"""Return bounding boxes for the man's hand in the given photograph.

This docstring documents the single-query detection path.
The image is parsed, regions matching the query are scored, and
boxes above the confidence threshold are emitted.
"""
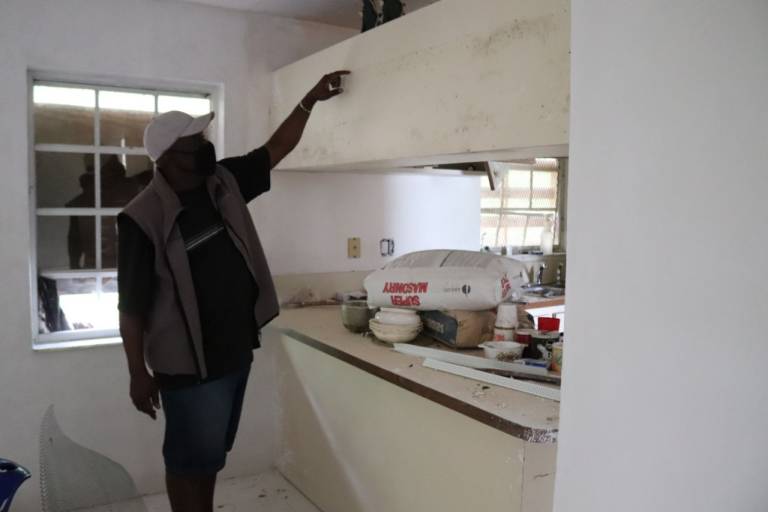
[130,370,160,420]
[266,70,351,167]
[304,70,351,105]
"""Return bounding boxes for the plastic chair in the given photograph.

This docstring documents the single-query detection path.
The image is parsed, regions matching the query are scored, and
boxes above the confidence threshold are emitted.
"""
[40,406,147,512]
[0,458,31,512]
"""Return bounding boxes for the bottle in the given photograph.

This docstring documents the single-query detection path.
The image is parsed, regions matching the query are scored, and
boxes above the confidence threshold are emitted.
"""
[540,215,555,255]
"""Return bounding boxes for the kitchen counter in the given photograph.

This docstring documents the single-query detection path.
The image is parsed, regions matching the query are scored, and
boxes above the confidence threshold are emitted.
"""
[272,306,559,443]
[521,295,566,309]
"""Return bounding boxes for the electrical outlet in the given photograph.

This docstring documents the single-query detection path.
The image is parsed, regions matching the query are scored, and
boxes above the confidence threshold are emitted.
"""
[348,237,361,259]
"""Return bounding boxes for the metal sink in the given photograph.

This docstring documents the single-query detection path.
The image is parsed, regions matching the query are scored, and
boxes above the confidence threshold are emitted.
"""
[522,284,565,298]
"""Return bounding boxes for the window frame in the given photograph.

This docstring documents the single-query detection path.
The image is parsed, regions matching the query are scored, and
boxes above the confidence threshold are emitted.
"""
[28,71,221,350]
[481,158,568,252]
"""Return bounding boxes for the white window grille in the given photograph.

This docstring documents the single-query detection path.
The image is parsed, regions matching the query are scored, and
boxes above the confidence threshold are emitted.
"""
[31,79,212,348]
[481,158,566,251]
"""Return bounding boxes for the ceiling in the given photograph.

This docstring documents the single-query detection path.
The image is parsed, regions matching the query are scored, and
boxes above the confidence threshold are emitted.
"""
[175,0,440,28]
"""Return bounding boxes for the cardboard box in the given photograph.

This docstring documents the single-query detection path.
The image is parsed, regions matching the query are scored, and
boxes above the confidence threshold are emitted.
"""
[420,310,497,348]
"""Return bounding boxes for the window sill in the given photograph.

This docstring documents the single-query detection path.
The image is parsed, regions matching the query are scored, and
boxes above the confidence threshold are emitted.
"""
[33,336,122,352]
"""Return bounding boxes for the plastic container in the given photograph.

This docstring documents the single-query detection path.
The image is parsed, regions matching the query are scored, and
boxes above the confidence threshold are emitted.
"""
[341,300,376,333]
[493,327,516,341]
[515,328,535,344]
[524,330,561,359]
[496,303,519,328]
[479,341,525,361]
[540,216,555,255]
[550,341,564,373]
[538,316,561,332]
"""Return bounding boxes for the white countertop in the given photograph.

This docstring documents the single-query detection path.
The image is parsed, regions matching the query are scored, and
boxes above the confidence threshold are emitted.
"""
[272,306,560,442]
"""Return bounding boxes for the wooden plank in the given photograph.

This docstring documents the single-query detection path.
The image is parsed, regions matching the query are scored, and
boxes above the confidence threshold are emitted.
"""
[423,359,561,402]
[393,343,560,382]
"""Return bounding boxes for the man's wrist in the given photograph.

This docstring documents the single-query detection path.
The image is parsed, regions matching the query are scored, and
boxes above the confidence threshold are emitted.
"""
[301,95,317,111]
[128,363,150,378]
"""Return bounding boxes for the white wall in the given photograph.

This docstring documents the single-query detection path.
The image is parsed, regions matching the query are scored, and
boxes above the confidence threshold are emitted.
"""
[0,1,353,510]
[254,172,481,275]
[0,1,481,509]
[555,2,768,511]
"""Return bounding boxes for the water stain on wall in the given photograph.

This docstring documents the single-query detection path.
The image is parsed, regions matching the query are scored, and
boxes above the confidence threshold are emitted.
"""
[474,14,557,55]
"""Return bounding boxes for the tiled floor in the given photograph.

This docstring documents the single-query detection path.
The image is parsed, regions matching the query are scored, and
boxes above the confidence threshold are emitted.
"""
[142,470,320,512]
[80,470,321,512]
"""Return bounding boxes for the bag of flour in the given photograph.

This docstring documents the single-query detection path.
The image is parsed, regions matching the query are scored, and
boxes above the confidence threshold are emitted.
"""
[364,250,529,311]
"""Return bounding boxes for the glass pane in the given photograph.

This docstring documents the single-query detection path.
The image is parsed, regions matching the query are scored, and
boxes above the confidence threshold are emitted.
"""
[36,152,95,208]
[522,215,547,246]
[34,86,95,145]
[102,274,118,294]
[531,171,559,209]
[158,95,210,116]
[126,155,154,192]
[38,216,95,270]
[481,213,554,248]
[99,90,154,112]
[99,90,155,147]
[503,170,533,209]
[101,216,119,269]
[37,276,118,333]
[481,193,502,209]
[100,155,146,207]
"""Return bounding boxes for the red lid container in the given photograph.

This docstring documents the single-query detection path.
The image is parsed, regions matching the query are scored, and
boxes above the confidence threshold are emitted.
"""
[538,317,561,332]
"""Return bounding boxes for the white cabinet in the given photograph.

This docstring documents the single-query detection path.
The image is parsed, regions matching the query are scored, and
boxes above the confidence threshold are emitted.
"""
[270,0,570,172]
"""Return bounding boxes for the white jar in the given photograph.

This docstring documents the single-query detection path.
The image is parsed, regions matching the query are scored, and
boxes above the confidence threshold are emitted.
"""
[493,327,516,341]
[496,303,519,328]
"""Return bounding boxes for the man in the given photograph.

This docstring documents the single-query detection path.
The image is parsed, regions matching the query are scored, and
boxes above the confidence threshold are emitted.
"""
[361,0,404,32]
[117,70,349,512]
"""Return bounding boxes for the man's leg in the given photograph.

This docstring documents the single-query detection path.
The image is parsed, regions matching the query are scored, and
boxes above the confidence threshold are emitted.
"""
[362,0,378,32]
[382,0,404,23]
[159,370,248,512]
[166,472,216,512]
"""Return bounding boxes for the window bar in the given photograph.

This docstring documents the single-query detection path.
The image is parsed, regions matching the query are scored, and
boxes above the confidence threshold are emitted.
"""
[522,215,530,246]
[120,138,128,168]
[34,144,147,155]
[494,169,505,247]
[37,207,122,217]
[153,94,159,175]
[528,169,534,209]
[520,171,533,245]
[94,89,103,297]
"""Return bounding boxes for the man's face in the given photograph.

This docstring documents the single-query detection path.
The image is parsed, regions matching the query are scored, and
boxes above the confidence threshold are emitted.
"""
[161,133,207,174]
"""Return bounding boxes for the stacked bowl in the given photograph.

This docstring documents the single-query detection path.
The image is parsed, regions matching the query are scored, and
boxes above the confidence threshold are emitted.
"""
[369,308,422,343]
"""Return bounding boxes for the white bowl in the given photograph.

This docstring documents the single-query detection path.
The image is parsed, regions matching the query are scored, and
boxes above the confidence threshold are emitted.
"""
[375,311,422,326]
[369,319,422,334]
[369,319,421,343]
[379,307,419,316]
[479,341,525,361]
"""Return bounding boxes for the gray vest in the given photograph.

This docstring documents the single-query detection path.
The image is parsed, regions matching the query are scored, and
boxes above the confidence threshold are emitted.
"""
[120,165,280,379]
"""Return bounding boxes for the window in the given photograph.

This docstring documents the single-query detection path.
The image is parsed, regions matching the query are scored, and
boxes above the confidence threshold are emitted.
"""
[481,159,566,250]
[32,80,212,348]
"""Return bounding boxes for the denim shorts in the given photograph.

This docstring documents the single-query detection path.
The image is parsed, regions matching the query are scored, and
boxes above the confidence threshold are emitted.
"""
[160,366,250,476]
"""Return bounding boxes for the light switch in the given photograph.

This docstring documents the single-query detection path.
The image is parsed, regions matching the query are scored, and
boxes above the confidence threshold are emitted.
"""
[348,237,361,259]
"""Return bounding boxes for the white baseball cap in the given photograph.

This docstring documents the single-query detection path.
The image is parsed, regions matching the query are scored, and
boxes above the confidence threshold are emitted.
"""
[143,110,215,161]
